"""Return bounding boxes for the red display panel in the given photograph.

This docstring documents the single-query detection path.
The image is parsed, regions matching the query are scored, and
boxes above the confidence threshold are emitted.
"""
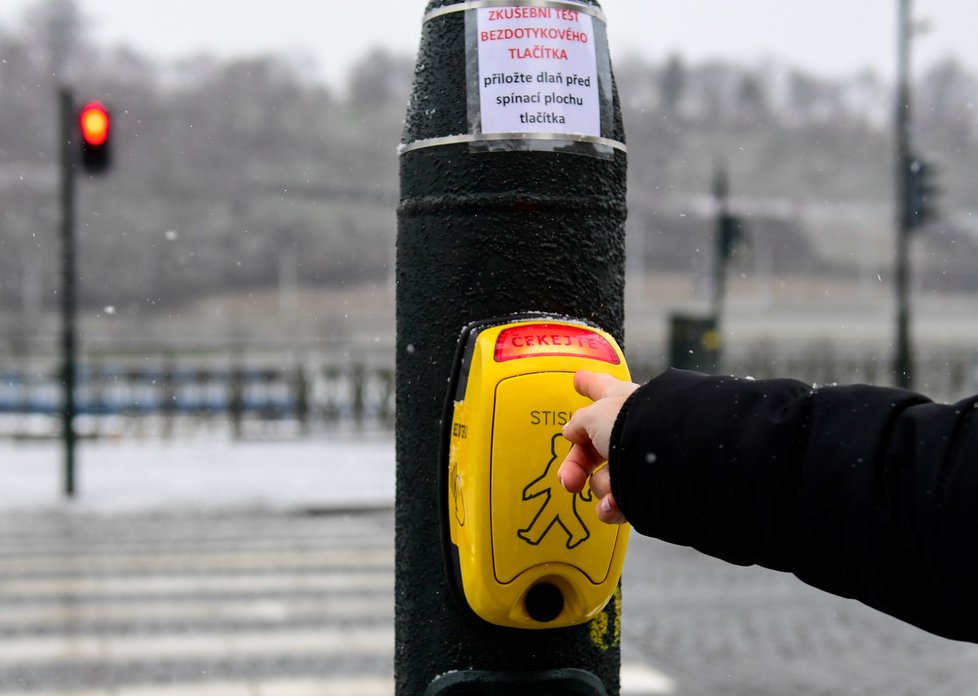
[494,324,620,364]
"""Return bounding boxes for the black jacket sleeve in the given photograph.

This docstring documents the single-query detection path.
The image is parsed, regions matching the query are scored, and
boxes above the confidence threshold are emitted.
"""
[608,368,978,642]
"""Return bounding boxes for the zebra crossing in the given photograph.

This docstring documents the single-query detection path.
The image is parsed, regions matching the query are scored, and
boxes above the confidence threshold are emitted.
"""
[0,508,671,696]
[0,509,396,695]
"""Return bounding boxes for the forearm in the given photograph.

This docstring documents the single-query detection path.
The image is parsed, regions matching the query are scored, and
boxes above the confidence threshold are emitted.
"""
[608,368,978,640]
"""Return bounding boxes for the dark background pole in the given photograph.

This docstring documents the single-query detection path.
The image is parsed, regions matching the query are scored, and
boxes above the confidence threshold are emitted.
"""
[395,1,627,693]
[894,0,914,389]
[59,86,78,498]
[711,162,730,329]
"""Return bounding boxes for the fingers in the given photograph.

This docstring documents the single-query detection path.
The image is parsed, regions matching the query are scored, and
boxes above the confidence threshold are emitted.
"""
[597,493,627,525]
[559,370,639,525]
[589,465,611,499]
[590,468,624,523]
[562,397,622,465]
[560,460,625,525]
[558,442,602,494]
[573,370,637,402]
[560,371,638,491]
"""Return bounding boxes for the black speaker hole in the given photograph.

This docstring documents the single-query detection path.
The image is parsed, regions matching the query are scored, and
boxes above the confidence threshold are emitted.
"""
[525,582,565,623]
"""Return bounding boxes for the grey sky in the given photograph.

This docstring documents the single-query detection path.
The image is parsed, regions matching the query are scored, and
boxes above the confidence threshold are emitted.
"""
[1,1,975,90]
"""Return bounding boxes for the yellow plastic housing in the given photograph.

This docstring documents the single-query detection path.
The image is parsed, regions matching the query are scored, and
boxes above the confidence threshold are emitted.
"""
[446,318,631,629]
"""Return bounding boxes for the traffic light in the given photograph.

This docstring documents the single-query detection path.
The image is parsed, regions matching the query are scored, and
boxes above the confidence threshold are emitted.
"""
[718,212,747,259]
[78,101,111,174]
[907,156,938,230]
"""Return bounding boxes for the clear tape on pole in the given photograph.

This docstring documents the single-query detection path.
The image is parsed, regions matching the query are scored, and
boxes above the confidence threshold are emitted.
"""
[423,0,607,24]
[397,132,626,156]
[400,1,625,160]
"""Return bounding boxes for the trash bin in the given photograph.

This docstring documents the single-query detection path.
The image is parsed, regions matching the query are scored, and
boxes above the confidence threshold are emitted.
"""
[669,314,721,373]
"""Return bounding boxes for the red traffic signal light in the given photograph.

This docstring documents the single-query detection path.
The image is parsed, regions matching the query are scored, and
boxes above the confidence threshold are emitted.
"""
[79,102,109,145]
[78,101,111,174]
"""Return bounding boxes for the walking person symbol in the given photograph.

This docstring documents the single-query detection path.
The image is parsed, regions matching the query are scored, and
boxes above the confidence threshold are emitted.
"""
[518,432,592,549]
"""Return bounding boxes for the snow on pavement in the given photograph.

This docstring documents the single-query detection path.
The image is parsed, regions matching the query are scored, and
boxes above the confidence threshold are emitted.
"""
[0,435,395,514]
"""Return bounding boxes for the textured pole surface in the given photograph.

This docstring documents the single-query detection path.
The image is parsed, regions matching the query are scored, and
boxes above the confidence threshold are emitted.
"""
[396,1,627,693]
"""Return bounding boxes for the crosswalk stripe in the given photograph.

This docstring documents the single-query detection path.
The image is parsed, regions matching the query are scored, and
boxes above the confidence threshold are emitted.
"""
[0,669,668,696]
[0,626,392,664]
[0,595,393,627]
[0,570,393,597]
[253,677,393,696]
[621,663,676,695]
[0,525,390,549]
[0,548,393,574]
[0,676,394,696]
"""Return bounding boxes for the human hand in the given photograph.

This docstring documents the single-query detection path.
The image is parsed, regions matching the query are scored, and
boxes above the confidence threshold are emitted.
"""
[559,370,638,524]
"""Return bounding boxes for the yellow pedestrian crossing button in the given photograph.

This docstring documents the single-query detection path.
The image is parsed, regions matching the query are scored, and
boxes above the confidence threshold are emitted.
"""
[441,315,630,628]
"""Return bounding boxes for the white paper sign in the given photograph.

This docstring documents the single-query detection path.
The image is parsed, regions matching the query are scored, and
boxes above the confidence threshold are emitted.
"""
[476,5,600,137]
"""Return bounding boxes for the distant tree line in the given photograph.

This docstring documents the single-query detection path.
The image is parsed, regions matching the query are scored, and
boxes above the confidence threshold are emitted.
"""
[1,0,976,318]
[617,52,978,205]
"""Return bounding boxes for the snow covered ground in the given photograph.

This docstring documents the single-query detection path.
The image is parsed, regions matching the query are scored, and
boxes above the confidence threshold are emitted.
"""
[0,434,395,514]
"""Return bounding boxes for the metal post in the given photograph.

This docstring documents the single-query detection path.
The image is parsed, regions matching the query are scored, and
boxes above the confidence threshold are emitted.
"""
[396,1,627,694]
[58,86,78,498]
[711,161,730,327]
[894,0,914,389]
[229,366,244,441]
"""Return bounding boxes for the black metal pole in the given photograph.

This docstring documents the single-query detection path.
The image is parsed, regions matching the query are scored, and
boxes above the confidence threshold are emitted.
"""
[58,86,78,497]
[396,1,627,694]
[894,0,914,389]
[711,161,729,327]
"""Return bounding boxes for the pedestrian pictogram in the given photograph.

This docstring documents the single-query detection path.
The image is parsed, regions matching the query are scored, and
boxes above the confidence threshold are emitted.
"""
[518,432,592,549]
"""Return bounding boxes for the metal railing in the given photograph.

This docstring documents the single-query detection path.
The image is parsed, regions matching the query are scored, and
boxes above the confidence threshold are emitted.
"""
[1,346,974,440]
[0,358,395,439]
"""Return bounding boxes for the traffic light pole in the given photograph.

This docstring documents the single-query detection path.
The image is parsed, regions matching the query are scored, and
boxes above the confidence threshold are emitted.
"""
[711,162,730,328]
[396,1,627,693]
[894,0,914,390]
[58,86,78,497]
